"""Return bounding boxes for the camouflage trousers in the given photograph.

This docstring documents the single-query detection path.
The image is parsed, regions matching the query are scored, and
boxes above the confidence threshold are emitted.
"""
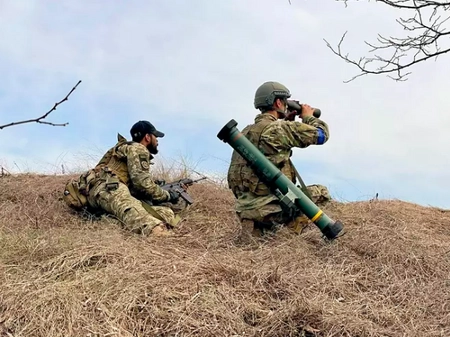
[238,184,331,237]
[149,198,188,215]
[87,180,177,235]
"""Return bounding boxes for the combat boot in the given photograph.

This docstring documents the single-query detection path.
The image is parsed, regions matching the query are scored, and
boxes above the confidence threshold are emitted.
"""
[133,222,173,236]
[235,219,262,245]
[150,223,174,236]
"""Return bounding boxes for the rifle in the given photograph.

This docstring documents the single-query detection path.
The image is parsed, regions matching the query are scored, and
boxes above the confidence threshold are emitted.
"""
[158,177,207,205]
[139,177,206,225]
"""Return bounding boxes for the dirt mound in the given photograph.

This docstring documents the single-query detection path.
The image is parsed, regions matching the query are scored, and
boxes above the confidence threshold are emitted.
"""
[0,174,449,337]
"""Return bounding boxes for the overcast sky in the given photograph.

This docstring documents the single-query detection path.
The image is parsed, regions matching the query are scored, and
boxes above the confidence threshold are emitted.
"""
[0,0,449,208]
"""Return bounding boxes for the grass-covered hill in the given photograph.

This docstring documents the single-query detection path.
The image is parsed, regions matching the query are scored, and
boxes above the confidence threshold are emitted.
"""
[0,173,449,337]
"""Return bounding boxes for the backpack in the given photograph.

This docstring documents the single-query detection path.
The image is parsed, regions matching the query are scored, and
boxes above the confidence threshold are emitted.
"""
[63,178,88,210]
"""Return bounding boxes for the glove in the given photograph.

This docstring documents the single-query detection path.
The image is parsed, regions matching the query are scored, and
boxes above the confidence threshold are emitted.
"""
[167,190,179,204]
[155,179,166,186]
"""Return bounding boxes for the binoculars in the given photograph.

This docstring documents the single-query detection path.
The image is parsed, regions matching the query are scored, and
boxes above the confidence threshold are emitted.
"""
[287,100,321,118]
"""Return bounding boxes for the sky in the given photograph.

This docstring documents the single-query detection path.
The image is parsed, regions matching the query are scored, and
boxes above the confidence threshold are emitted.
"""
[0,0,449,209]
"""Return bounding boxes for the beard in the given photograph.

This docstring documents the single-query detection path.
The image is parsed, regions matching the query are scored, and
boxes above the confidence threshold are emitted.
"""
[276,105,288,119]
[147,144,158,155]
[277,110,287,119]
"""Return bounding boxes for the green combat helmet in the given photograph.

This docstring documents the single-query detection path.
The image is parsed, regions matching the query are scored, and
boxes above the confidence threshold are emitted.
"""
[254,81,291,110]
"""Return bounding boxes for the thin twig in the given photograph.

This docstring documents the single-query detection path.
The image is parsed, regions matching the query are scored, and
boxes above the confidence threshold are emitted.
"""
[0,80,82,130]
[323,1,450,82]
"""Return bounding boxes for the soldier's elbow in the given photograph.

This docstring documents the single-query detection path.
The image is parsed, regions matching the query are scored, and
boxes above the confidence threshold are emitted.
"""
[316,128,328,145]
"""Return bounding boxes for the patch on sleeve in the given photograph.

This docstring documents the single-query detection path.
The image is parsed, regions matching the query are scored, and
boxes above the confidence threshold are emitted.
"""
[139,154,150,170]
[316,128,326,145]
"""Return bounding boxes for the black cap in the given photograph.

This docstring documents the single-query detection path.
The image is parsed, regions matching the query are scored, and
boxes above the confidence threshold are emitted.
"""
[130,120,165,140]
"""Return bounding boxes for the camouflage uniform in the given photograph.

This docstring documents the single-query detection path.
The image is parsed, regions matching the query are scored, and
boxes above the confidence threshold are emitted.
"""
[77,134,181,235]
[227,113,331,236]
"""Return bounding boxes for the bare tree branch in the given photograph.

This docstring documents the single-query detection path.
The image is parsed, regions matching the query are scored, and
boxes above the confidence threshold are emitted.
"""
[289,0,450,82]
[323,0,450,82]
[0,80,82,130]
[375,0,448,10]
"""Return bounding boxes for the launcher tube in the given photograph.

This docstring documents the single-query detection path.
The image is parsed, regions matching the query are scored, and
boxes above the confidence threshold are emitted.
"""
[217,119,343,240]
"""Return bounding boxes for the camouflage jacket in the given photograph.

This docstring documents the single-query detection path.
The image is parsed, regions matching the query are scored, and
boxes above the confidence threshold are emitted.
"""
[227,113,329,213]
[89,134,170,203]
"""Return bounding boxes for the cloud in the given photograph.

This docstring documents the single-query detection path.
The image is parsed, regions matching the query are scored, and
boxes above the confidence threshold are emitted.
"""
[0,0,448,207]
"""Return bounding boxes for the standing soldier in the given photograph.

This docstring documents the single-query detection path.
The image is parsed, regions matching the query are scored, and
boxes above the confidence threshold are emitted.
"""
[63,120,183,236]
[226,81,332,239]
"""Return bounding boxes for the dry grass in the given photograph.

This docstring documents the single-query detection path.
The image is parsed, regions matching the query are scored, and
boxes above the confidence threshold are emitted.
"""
[0,173,449,337]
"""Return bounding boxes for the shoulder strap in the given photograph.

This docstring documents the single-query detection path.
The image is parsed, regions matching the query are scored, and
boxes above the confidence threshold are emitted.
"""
[289,159,313,200]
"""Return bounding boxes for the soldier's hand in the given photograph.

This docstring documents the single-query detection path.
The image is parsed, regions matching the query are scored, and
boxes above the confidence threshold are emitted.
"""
[284,110,297,121]
[168,190,180,204]
[299,104,315,118]
[155,179,166,186]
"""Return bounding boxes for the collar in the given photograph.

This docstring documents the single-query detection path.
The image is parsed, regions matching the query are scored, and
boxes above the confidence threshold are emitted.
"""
[254,113,278,123]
